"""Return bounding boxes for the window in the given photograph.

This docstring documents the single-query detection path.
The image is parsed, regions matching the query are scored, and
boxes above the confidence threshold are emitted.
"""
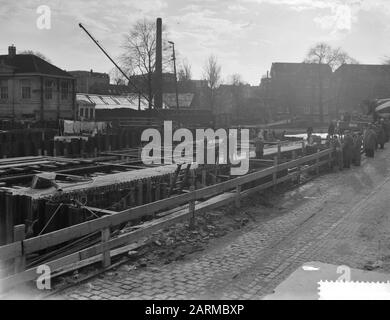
[0,80,8,100]
[80,108,84,117]
[61,81,69,100]
[21,80,31,99]
[89,108,94,119]
[45,80,53,99]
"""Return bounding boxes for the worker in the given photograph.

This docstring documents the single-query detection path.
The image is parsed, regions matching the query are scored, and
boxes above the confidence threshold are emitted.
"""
[254,131,264,159]
[271,130,277,141]
[375,122,386,149]
[328,122,335,136]
[342,130,354,169]
[263,130,269,142]
[332,135,343,171]
[307,126,313,137]
[363,125,377,158]
[384,118,390,142]
[380,118,389,144]
[352,132,363,166]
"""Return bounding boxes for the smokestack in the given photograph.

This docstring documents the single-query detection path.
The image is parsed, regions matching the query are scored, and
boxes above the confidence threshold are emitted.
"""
[155,17,163,109]
[8,45,16,58]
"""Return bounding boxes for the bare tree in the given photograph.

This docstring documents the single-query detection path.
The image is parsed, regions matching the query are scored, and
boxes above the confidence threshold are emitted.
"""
[19,50,51,63]
[109,67,128,85]
[304,43,358,122]
[304,43,358,71]
[178,59,192,82]
[203,55,222,109]
[229,73,245,86]
[120,19,171,109]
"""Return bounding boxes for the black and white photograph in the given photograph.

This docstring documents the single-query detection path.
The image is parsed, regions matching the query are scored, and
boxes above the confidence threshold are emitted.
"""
[1,0,390,305]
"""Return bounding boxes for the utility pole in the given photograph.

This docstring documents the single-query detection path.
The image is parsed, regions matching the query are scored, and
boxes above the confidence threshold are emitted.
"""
[168,41,179,110]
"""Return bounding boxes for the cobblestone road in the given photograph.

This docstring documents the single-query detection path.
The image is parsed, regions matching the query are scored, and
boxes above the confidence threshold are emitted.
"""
[59,147,390,300]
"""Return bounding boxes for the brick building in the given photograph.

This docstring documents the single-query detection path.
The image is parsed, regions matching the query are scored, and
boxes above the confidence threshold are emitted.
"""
[68,70,110,94]
[0,45,76,121]
[332,64,390,114]
[267,62,390,122]
[269,62,333,122]
[214,84,269,125]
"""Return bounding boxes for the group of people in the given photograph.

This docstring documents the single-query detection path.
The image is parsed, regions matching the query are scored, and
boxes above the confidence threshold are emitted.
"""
[327,131,362,169]
[327,118,390,170]
[252,118,390,165]
[361,119,390,157]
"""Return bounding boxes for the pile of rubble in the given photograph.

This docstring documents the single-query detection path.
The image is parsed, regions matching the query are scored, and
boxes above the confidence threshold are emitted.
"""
[130,192,278,269]
[52,182,298,293]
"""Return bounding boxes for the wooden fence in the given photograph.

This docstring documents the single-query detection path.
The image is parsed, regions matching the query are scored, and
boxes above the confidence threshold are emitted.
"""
[0,147,333,292]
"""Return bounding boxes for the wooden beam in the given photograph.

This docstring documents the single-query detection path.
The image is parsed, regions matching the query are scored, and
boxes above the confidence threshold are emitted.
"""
[13,225,25,273]
[1,149,333,259]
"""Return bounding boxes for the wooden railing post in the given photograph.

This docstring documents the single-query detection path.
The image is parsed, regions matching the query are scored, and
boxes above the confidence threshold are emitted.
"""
[155,179,161,201]
[316,149,320,175]
[188,185,195,229]
[5,193,13,244]
[137,180,143,205]
[297,163,301,185]
[291,150,297,183]
[13,224,26,274]
[273,156,278,191]
[201,168,207,186]
[146,178,152,203]
[301,140,305,156]
[235,184,241,209]
[277,143,281,159]
[101,227,111,268]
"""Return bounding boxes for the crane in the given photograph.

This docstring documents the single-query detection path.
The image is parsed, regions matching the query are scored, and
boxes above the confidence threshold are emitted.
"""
[78,23,154,108]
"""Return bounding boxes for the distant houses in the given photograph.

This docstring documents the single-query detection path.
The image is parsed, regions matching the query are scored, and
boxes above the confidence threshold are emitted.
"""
[332,64,390,115]
[269,62,333,122]
[0,45,76,121]
[267,62,390,123]
[3,43,390,126]
[68,70,110,94]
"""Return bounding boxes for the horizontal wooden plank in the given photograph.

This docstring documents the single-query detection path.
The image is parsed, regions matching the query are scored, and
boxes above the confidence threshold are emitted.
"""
[0,193,235,291]
[5,148,333,257]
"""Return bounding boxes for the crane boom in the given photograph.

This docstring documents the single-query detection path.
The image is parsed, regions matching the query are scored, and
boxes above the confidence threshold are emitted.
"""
[78,23,153,107]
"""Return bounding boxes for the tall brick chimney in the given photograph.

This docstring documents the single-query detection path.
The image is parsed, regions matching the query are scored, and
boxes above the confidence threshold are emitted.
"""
[8,45,16,58]
[155,18,163,109]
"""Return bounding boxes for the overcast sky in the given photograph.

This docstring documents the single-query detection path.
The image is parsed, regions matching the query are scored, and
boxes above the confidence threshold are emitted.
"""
[1,0,390,85]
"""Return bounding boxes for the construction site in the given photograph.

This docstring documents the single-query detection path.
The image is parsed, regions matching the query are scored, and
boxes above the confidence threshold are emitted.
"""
[3,5,390,302]
[0,16,335,297]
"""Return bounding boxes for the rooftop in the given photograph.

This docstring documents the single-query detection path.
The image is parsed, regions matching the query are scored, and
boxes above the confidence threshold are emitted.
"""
[0,46,73,78]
